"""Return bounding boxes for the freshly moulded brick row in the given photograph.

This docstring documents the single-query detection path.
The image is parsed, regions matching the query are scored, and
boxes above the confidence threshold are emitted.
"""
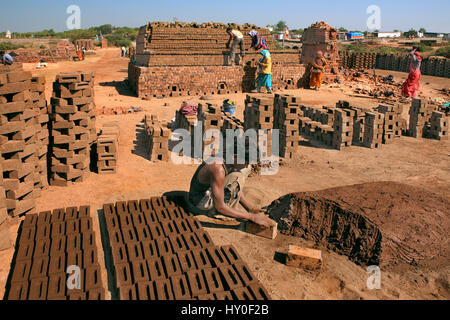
[195,293,215,300]
[85,265,102,291]
[131,211,147,228]
[37,210,51,225]
[232,261,258,287]
[50,208,66,223]
[22,213,38,229]
[119,213,134,229]
[103,203,117,220]
[65,207,79,220]
[161,254,182,277]
[232,286,255,300]
[170,274,191,300]
[119,285,138,300]
[167,233,190,252]
[30,256,50,280]
[10,260,32,283]
[247,282,271,300]
[47,272,67,300]
[16,241,35,261]
[155,208,172,222]
[184,216,202,232]
[115,262,133,287]
[131,259,150,283]
[176,250,198,272]
[152,279,175,300]
[7,281,29,300]
[220,245,243,265]
[87,288,106,300]
[65,219,81,235]
[28,277,48,300]
[205,246,229,268]
[18,226,36,244]
[33,238,50,258]
[141,240,159,261]
[67,250,83,270]
[136,281,156,300]
[167,206,189,220]
[82,231,97,250]
[51,221,66,238]
[218,265,243,290]
[127,200,140,214]
[149,223,165,240]
[68,292,87,300]
[143,208,159,226]
[66,233,82,252]
[147,257,167,281]
[195,229,214,248]
[181,232,203,251]
[115,201,129,215]
[112,244,129,265]
[126,241,145,261]
[35,223,51,240]
[121,226,138,243]
[186,269,208,297]
[161,220,181,236]
[48,253,66,275]
[109,228,124,248]
[78,206,90,219]
[202,267,225,294]
[83,247,99,268]
[105,213,120,231]
[191,249,213,269]
[173,219,193,235]
[135,224,152,242]
[50,236,67,255]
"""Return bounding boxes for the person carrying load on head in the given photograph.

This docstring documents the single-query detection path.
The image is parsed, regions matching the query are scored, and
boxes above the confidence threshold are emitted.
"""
[248,30,268,50]
[226,27,245,66]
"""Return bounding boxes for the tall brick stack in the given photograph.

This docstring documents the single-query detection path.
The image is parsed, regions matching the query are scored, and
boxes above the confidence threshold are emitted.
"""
[332,108,354,150]
[144,114,171,161]
[30,76,49,194]
[6,206,106,300]
[0,160,7,224]
[408,98,435,138]
[429,111,449,140]
[244,95,275,159]
[377,104,404,144]
[196,104,224,158]
[363,112,384,149]
[274,94,301,159]
[97,122,119,174]
[49,71,96,186]
[0,63,37,217]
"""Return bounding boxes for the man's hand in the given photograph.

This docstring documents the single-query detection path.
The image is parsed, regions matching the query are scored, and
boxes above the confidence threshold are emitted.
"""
[248,206,266,214]
[251,212,276,228]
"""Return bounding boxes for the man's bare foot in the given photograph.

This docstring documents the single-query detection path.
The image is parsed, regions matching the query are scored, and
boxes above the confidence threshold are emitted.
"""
[251,212,276,228]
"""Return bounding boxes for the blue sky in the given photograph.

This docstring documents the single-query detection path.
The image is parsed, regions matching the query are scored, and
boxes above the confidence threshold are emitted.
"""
[1,0,449,33]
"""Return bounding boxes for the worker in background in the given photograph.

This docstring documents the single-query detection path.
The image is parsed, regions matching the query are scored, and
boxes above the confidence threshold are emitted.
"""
[309,50,327,91]
[0,51,14,65]
[187,145,276,228]
[121,46,126,57]
[248,30,268,50]
[226,27,245,66]
[401,47,422,98]
[253,49,272,93]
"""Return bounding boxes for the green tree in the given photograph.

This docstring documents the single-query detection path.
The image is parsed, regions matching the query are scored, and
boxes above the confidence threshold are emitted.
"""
[275,21,287,32]
[419,28,426,34]
[98,24,113,35]
[338,27,348,32]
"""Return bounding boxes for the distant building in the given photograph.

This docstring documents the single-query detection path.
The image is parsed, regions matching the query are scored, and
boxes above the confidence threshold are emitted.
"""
[374,32,401,38]
[5,30,11,39]
[424,32,446,38]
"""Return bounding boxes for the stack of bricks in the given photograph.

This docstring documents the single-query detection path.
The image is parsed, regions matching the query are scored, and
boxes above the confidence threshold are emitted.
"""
[332,108,354,150]
[74,39,94,51]
[274,94,301,159]
[0,160,7,224]
[339,51,377,69]
[298,106,335,147]
[0,63,37,217]
[103,196,270,300]
[6,206,106,300]
[196,104,224,158]
[408,98,435,138]
[429,110,449,140]
[144,114,171,162]
[377,104,404,144]
[30,75,49,194]
[97,122,119,174]
[49,71,96,186]
[362,112,384,149]
[244,95,275,159]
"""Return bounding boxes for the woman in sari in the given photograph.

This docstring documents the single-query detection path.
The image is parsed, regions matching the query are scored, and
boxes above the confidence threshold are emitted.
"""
[253,49,272,93]
[401,47,422,98]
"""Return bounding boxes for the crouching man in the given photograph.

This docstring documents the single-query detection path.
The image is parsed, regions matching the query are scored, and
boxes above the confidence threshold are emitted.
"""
[186,147,276,228]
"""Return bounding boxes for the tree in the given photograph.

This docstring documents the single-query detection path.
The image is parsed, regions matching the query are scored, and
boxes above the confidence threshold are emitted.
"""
[405,29,418,38]
[338,27,348,32]
[98,24,113,35]
[291,29,304,35]
[419,28,426,33]
[275,21,287,32]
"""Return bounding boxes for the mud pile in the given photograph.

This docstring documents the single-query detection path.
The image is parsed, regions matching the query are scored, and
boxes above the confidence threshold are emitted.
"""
[267,182,450,269]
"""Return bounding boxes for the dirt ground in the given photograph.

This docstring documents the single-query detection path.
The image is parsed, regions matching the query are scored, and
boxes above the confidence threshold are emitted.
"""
[0,48,449,299]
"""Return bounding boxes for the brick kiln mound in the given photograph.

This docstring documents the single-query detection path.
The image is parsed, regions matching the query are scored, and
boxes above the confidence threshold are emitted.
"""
[267,182,450,269]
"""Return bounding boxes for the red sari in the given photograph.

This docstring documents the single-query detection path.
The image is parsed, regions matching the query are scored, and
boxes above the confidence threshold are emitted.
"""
[401,53,422,98]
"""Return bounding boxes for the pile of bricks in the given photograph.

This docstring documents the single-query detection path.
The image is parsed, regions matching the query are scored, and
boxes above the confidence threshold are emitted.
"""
[103,197,270,300]
[0,160,7,224]
[332,108,354,150]
[429,110,449,140]
[339,51,378,69]
[6,206,105,300]
[363,112,384,149]
[298,106,335,147]
[376,104,404,144]
[30,75,49,194]
[97,122,119,174]
[0,63,37,217]
[244,95,275,159]
[376,54,450,78]
[196,104,224,158]
[274,94,301,159]
[49,71,96,186]
[144,114,171,161]
[408,98,435,138]
[74,39,95,51]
